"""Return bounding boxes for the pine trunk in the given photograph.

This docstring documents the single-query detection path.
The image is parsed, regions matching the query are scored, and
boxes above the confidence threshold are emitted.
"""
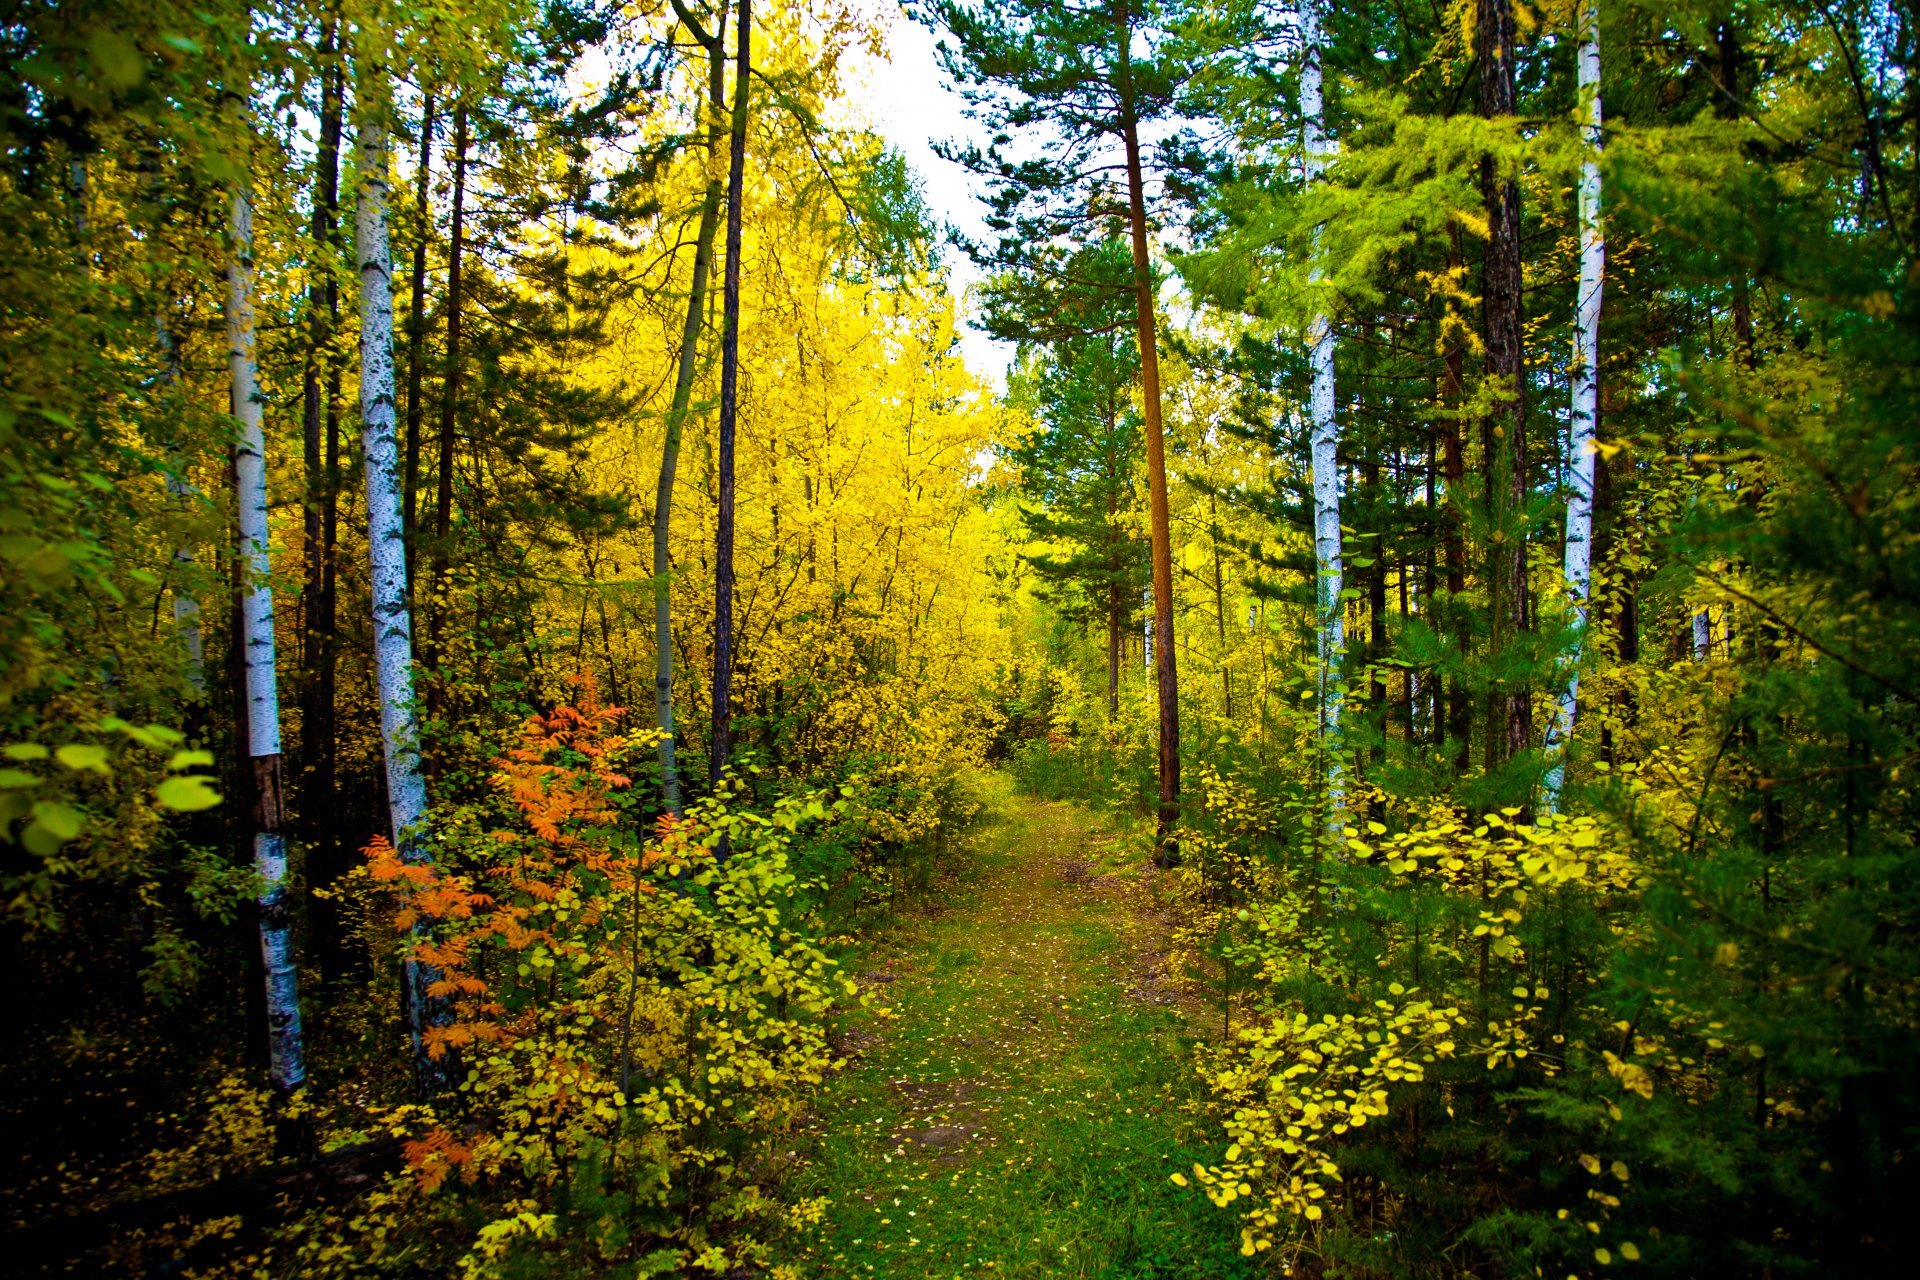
[300,22,344,971]
[710,0,750,791]
[403,91,436,590]
[1118,26,1180,861]
[427,106,468,736]
[1478,0,1531,772]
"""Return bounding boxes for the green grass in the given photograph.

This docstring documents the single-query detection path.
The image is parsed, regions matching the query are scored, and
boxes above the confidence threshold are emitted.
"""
[771,775,1259,1279]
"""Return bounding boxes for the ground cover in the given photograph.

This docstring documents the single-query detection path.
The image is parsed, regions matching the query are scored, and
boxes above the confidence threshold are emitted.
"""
[773,776,1256,1278]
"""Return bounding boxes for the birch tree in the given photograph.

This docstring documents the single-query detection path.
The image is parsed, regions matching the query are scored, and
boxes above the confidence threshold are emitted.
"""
[1301,0,1344,820]
[229,172,305,1099]
[355,63,445,1094]
[1544,0,1603,811]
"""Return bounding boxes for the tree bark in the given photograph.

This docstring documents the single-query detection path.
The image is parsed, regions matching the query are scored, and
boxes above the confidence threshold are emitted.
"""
[426,105,468,737]
[659,0,730,814]
[710,0,750,790]
[354,73,446,1097]
[1118,20,1180,861]
[403,90,436,592]
[300,18,344,972]
[229,176,306,1103]
[1442,227,1470,773]
[1300,0,1343,827]
[1544,0,1604,813]
[1478,0,1531,770]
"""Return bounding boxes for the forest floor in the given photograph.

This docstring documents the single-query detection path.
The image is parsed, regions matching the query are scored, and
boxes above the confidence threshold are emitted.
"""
[770,775,1261,1279]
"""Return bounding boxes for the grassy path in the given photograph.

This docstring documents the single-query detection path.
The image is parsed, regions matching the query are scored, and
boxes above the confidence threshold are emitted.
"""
[774,777,1257,1279]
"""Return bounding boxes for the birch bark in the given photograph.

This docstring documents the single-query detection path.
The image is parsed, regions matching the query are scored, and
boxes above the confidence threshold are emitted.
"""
[1301,0,1344,818]
[1544,2,1604,812]
[229,180,305,1095]
[355,83,442,1092]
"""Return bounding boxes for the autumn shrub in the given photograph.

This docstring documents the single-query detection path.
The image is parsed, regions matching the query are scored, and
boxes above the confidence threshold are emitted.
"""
[273,680,858,1277]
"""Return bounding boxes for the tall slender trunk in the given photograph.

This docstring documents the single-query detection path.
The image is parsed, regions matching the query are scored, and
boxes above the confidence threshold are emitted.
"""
[1209,492,1231,718]
[427,106,468,737]
[1479,0,1531,772]
[159,312,204,694]
[300,20,344,971]
[355,74,444,1097]
[1301,0,1343,823]
[1442,229,1470,773]
[403,91,436,591]
[710,0,750,790]
[1544,1,1604,813]
[1107,579,1121,717]
[659,0,730,814]
[229,177,306,1104]
[1118,21,1180,860]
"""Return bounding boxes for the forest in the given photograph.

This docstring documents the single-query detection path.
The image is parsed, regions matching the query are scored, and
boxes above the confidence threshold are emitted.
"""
[2,0,1916,1276]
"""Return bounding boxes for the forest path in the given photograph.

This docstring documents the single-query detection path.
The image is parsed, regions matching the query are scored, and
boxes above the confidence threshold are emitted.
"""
[773,776,1258,1279]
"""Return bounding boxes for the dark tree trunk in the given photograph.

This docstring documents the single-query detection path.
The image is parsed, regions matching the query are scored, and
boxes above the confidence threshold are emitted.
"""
[711,0,750,790]
[1478,0,1531,769]
[1118,21,1180,861]
[427,106,468,740]
[658,0,731,814]
[299,19,346,978]
[1442,229,1471,774]
[403,91,436,594]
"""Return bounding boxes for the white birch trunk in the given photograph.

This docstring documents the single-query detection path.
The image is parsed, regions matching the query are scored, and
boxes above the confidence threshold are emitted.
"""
[1143,584,1154,673]
[1301,0,1344,818]
[1694,609,1712,660]
[355,91,441,1089]
[230,181,306,1094]
[1544,2,1604,812]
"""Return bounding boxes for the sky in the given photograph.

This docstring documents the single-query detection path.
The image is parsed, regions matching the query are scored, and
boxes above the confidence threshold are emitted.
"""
[843,4,1018,389]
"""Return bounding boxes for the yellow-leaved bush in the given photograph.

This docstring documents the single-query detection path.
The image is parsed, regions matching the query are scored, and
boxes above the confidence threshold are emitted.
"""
[285,680,861,1277]
[1175,769,1656,1262]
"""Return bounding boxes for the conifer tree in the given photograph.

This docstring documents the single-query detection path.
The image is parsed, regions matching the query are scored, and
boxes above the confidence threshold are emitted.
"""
[930,0,1189,853]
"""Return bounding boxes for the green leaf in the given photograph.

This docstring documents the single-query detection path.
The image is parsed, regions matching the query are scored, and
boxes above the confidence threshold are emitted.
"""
[4,744,49,762]
[30,801,84,841]
[156,775,222,811]
[87,32,144,89]
[166,750,215,770]
[55,744,111,774]
[0,769,41,789]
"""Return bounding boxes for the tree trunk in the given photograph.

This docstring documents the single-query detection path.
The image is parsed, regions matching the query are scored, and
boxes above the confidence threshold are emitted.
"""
[158,308,203,694]
[710,0,750,791]
[229,177,306,1104]
[1442,229,1470,773]
[1209,492,1232,718]
[300,19,344,973]
[1300,0,1343,826]
[1478,0,1531,771]
[426,106,468,738]
[354,77,445,1098]
[1544,0,1604,813]
[659,0,730,814]
[1118,26,1180,861]
[403,90,436,592]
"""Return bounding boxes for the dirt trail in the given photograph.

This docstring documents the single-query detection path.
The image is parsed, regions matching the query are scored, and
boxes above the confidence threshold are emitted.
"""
[773,779,1257,1279]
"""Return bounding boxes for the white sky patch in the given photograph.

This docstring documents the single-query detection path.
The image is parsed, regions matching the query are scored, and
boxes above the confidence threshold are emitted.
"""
[844,3,1016,391]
